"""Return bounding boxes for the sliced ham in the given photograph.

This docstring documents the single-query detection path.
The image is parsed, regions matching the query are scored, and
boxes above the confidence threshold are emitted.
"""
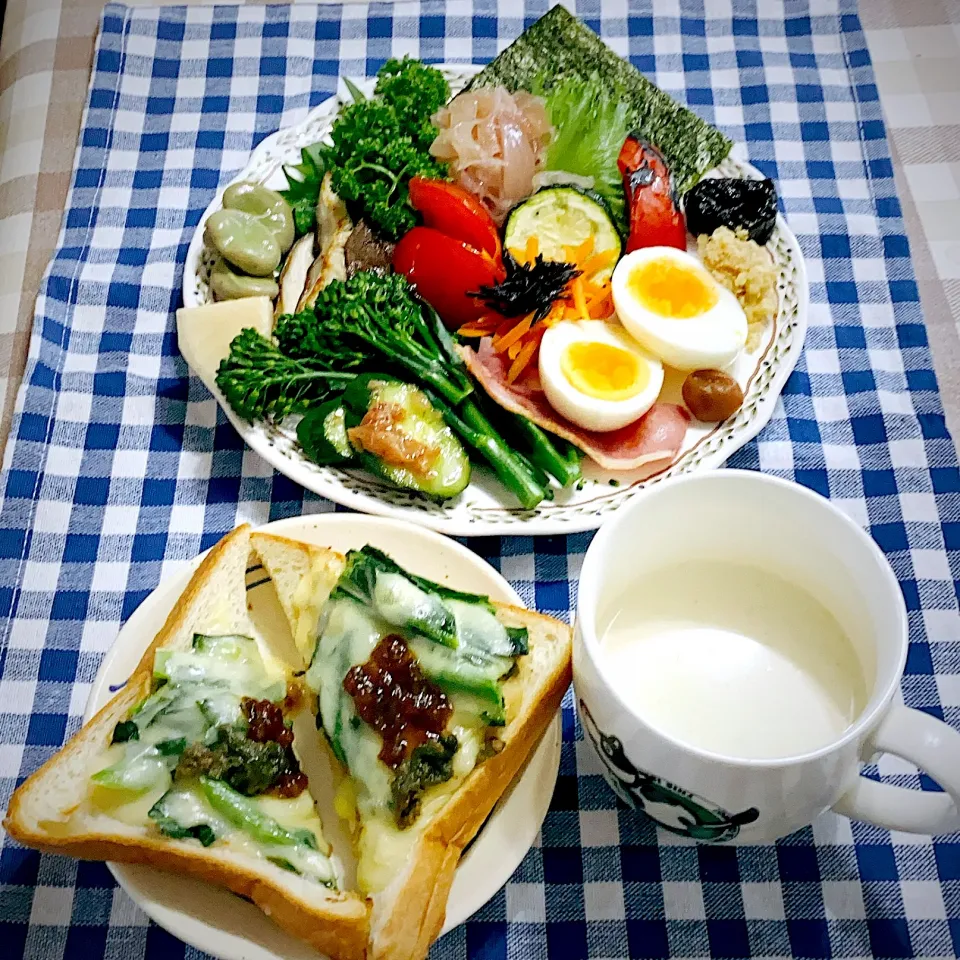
[460,341,690,472]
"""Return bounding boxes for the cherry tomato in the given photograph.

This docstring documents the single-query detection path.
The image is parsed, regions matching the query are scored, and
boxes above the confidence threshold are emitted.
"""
[617,135,687,252]
[394,227,504,329]
[408,177,502,262]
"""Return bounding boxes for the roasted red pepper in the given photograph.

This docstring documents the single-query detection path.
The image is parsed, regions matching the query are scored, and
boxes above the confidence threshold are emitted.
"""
[617,135,687,252]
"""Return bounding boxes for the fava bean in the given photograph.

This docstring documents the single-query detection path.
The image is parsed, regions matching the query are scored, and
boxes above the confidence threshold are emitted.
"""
[205,209,281,277]
[210,257,279,301]
[223,181,295,253]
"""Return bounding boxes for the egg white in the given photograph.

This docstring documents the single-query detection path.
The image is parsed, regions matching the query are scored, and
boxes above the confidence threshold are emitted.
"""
[612,246,747,371]
[539,320,664,432]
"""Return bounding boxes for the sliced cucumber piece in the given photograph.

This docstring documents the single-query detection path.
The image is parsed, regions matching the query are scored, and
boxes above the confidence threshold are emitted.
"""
[447,599,528,657]
[343,377,470,501]
[154,644,280,701]
[408,636,510,708]
[372,571,457,649]
[92,743,175,795]
[297,400,354,466]
[192,634,259,657]
[504,186,621,282]
[149,784,226,847]
[200,777,319,850]
[449,688,506,728]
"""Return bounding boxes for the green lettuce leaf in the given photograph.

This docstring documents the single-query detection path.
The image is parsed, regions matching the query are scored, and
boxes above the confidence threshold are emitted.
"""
[537,73,631,231]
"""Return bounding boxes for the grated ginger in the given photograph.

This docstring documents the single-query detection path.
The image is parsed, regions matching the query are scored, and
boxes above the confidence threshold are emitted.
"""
[697,226,778,350]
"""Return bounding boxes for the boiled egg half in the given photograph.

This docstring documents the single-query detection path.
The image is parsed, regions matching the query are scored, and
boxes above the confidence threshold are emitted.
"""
[612,247,747,371]
[539,320,664,432]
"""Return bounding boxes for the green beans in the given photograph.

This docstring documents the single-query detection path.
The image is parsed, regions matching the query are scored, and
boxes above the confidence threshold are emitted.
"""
[205,209,281,278]
[210,258,279,301]
[223,182,295,254]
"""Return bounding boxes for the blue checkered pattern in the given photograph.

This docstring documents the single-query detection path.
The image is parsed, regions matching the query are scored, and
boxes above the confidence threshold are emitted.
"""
[1,2,958,958]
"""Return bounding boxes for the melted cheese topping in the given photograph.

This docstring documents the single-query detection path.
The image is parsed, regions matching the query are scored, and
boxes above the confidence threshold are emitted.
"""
[80,627,336,886]
[293,558,339,663]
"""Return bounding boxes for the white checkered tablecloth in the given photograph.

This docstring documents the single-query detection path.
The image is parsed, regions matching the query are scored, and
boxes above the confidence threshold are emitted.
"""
[0,3,958,959]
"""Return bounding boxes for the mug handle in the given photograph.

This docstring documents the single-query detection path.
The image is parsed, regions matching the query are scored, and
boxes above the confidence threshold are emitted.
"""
[832,704,960,834]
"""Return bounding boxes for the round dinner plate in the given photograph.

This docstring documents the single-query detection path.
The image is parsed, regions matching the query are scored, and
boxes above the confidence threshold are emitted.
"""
[183,65,808,536]
[85,514,562,960]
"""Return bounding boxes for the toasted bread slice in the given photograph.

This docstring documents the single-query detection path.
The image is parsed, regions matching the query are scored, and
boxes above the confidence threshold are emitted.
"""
[251,531,346,665]
[4,525,369,960]
[252,532,573,960]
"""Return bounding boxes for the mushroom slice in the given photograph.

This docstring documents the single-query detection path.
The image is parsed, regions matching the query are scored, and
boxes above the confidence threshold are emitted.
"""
[275,233,316,320]
[298,173,353,311]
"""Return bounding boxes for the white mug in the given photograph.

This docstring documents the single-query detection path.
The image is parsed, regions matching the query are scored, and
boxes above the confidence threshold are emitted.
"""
[574,470,960,842]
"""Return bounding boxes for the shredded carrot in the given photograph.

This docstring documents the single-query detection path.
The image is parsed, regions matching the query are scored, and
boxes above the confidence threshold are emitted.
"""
[524,235,539,263]
[579,250,617,278]
[571,277,590,321]
[567,237,594,263]
[587,282,610,300]
[507,339,523,361]
[588,294,614,318]
[507,338,540,383]
[583,282,606,303]
[494,318,517,340]
[519,325,542,347]
[492,314,533,353]
[506,246,526,263]
[457,316,501,337]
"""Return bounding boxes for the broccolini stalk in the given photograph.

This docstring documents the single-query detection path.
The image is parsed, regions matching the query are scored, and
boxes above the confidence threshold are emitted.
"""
[215,328,355,421]
[431,394,546,511]
[509,416,583,488]
[275,273,473,405]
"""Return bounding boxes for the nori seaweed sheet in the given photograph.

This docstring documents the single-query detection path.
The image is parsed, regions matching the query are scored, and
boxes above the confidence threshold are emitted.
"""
[464,5,732,195]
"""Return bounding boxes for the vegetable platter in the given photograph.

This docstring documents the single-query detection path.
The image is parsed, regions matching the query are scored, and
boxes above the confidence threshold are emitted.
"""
[181,6,808,536]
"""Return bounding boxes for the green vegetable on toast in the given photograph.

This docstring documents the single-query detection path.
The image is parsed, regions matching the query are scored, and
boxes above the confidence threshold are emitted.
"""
[91,631,334,886]
[305,546,528,830]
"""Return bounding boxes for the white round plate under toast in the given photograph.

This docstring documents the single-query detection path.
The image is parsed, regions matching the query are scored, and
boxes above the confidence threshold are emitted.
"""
[183,65,808,537]
[85,514,562,960]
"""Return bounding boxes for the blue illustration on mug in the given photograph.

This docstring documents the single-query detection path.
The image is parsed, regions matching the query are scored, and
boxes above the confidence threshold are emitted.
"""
[579,699,759,842]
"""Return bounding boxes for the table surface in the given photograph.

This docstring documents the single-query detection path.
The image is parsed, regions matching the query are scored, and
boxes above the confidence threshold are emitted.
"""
[1,0,958,458]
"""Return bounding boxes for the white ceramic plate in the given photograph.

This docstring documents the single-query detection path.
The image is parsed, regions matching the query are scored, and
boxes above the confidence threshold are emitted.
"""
[84,514,562,960]
[183,65,808,536]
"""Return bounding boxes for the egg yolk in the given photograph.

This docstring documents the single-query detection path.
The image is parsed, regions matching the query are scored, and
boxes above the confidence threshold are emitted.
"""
[561,341,648,402]
[627,257,719,319]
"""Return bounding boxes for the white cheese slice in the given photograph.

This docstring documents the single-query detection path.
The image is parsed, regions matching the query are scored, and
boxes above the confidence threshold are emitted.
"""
[176,296,273,393]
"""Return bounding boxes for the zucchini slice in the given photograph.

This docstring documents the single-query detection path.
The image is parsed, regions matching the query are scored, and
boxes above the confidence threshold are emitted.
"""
[504,187,621,282]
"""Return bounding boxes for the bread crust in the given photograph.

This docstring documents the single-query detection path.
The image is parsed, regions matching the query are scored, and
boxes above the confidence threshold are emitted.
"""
[253,534,573,960]
[370,605,571,960]
[4,525,370,960]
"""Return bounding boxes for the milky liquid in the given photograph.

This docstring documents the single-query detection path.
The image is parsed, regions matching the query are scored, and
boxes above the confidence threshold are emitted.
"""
[600,560,868,760]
